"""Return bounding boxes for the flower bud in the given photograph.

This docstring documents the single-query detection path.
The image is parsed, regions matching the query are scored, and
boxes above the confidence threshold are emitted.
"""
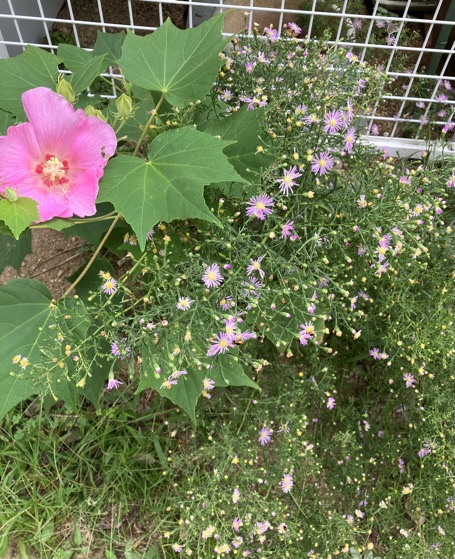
[84,105,107,122]
[56,78,76,104]
[4,187,18,202]
[115,93,134,119]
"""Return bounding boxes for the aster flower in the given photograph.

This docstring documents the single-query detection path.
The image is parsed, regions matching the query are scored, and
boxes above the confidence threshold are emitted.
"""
[176,296,194,311]
[371,124,380,135]
[245,194,274,220]
[288,21,301,34]
[246,255,265,278]
[282,220,294,238]
[102,277,118,295]
[323,110,343,134]
[106,377,123,390]
[0,87,117,222]
[276,165,302,195]
[278,523,288,534]
[344,127,356,152]
[207,332,235,356]
[245,61,255,73]
[232,487,240,503]
[220,89,233,102]
[111,340,131,359]
[202,263,223,288]
[235,330,257,343]
[357,195,368,208]
[369,347,381,360]
[202,378,215,391]
[219,296,233,311]
[403,373,417,388]
[232,518,243,531]
[311,151,334,176]
[171,543,183,553]
[280,473,294,493]
[326,397,336,410]
[258,426,273,446]
[160,378,178,390]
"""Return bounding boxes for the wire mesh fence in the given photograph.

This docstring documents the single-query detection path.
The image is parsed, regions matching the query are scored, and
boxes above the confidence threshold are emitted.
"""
[0,0,454,153]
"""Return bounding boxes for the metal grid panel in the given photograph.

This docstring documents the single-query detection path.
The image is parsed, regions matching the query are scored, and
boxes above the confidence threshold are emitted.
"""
[0,0,454,152]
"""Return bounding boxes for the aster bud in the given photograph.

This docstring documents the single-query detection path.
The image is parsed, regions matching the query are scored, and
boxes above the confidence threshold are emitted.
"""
[4,187,18,202]
[115,94,134,119]
[84,105,107,122]
[56,78,76,104]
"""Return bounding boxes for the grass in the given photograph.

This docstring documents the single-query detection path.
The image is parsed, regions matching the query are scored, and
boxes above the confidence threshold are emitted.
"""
[1,341,453,559]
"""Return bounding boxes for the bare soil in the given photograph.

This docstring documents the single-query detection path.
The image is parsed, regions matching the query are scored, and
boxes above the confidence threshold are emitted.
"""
[0,229,85,299]
[53,0,188,47]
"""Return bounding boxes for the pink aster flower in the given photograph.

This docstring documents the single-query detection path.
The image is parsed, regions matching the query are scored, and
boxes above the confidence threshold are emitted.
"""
[344,127,356,152]
[245,194,274,220]
[323,110,343,134]
[258,426,273,446]
[207,332,235,356]
[276,165,302,195]
[326,397,336,410]
[282,220,294,238]
[203,263,223,288]
[311,151,334,176]
[280,473,294,493]
[0,87,117,222]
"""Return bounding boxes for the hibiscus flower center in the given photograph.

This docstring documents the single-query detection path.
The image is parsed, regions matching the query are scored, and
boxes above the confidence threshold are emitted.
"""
[36,155,69,187]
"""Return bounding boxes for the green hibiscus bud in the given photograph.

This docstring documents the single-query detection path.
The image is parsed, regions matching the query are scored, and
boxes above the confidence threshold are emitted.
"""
[4,187,18,202]
[56,77,76,104]
[115,94,134,119]
[84,105,108,122]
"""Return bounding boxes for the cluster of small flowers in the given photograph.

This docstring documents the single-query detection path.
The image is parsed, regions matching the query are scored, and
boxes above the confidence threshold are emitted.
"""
[12,354,30,369]
[160,369,187,390]
[207,316,256,357]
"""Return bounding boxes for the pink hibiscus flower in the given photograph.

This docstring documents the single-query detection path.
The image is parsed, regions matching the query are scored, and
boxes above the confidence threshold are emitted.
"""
[0,87,117,222]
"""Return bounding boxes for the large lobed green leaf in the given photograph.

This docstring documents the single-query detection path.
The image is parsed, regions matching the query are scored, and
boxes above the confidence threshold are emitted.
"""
[0,196,39,239]
[92,30,126,66]
[0,279,53,419]
[0,46,61,117]
[98,127,247,249]
[0,229,32,273]
[118,14,230,107]
[58,44,107,94]
[198,107,274,181]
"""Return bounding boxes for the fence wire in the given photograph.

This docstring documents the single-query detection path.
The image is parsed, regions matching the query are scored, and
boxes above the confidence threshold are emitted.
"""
[0,0,454,153]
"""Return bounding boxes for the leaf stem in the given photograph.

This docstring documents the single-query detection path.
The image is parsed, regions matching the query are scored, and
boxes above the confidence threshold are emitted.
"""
[61,214,121,299]
[133,94,165,157]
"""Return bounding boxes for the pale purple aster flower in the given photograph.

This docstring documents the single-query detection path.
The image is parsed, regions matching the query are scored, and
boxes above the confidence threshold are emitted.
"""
[257,51,270,64]
[308,302,316,314]
[176,296,194,311]
[305,113,320,125]
[327,397,336,410]
[288,21,301,34]
[207,332,235,356]
[419,115,429,125]
[219,296,233,311]
[436,93,448,103]
[146,228,155,240]
[353,18,362,30]
[102,277,117,295]
[369,347,381,360]
[232,536,243,549]
[403,373,417,388]
[168,370,188,380]
[160,378,178,390]
[246,194,274,220]
[280,473,294,493]
[203,378,215,391]
[371,124,380,136]
[203,263,223,288]
[418,447,430,458]
[232,487,240,503]
[311,152,334,176]
[264,27,279,42]
[323,110,343,134]
[386,35,396,46]
[344,127,356,152]
[398,458,406,473]
[171,543,183,553]
[443,79,452,90]
[447,174,455,188]
[247,255,265,278]
[282,220,294,238]
[258,426,273,446]
[111,341,131,359]
[245,61,254,73]
[232,518,243,531]
[220,89,233,102]
[107,377,123,390]
[357,195,367,208]
[224,316,237,337]
[235,330,257,343]
[416,101,425,109]
[276,165,302,195]
[376,19,386,28]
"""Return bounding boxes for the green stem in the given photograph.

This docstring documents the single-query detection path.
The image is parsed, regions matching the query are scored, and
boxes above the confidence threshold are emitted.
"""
[61,214,120,299]
[133,94,165,157]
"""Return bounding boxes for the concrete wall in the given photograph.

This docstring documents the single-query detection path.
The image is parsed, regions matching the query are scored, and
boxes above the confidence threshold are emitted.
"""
[0,0,64,57]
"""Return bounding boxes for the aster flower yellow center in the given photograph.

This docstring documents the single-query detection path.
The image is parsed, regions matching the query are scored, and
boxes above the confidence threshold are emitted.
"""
[42,157,66,183]
[319,159,327,168]
[219,339,228,348]
[207,271,217,280]
[329,118,336,126]
[283,175,293,185]
[255,201,266,210]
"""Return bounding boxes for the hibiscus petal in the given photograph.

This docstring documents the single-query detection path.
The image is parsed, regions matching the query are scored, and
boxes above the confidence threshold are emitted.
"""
[0,122,41,190]
[66,168,99,218]
[21,87,84,155]
[68,116,117,178]
[17,177,68,222]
